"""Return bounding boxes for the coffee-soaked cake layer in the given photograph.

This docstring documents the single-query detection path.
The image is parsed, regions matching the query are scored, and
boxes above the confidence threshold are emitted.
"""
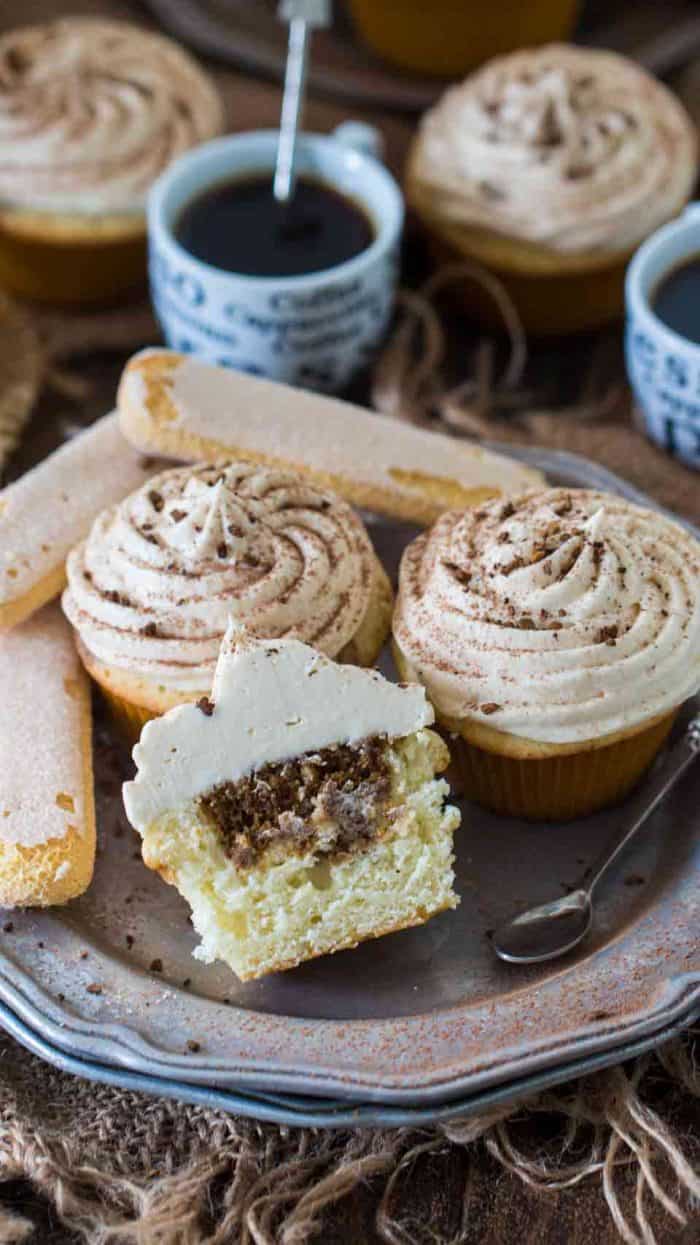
[200,736,392,869]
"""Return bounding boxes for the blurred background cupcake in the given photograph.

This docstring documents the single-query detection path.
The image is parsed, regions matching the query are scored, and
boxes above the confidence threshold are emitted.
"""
[405,44,697,334]
[346,0,579,78]
[0,17,223,305]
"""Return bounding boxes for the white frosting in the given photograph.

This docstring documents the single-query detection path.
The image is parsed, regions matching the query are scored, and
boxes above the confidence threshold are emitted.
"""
[393,489,700,744]
[409,45,696,255]
[123,630,433,829]
[63,460,382,691]
[0,18,223,215]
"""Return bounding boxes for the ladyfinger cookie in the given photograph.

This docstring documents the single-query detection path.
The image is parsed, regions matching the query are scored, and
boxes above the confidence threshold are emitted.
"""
[0,413,160,631]
[117,350,542,525]
[0,604,95,906]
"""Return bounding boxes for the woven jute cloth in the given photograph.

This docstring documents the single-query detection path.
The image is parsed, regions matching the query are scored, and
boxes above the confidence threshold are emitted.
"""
[0,1028,698,1245]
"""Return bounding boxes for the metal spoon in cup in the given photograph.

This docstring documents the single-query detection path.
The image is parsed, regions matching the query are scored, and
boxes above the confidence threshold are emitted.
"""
[493,715,700,965]
[273,0,331,207]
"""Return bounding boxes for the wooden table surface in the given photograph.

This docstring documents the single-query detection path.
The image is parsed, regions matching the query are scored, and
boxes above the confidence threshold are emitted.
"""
[0,2,698,1242]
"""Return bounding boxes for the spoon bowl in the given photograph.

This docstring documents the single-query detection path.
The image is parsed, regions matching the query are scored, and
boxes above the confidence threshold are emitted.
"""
[493,889,593,964]
[491,716,699,967]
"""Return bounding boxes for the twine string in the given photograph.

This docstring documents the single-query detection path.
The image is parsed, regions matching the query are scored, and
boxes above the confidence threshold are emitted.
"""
[371,260,528,436]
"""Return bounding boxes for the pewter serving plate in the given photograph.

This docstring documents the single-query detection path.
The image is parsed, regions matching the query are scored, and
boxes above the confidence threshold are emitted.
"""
[0,447,698,1123]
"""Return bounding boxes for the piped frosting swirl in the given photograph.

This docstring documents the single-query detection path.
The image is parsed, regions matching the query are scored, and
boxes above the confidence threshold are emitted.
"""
[393,489,700,743]
[0,18,223,215]
[408,44,696,255]
[63,461,382,691]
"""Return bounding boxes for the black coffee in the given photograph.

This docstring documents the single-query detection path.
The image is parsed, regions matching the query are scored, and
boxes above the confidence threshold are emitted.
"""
[175,174,374,278]
[652,254,700,344]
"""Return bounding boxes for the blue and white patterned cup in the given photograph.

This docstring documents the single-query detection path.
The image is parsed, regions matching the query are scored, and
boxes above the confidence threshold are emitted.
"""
[625,204,700,470]
[147,129,403,393]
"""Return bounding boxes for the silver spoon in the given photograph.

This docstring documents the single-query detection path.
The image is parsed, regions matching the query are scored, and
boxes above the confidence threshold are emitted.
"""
[273,0,331,206]
[493,714,700,965]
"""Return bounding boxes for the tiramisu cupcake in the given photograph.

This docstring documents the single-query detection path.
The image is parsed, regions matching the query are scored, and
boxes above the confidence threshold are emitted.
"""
[394,488,700,820]
[124,629,459,980]
[0,18,223,303]
[406,45,697,334]
[63,461,393,740]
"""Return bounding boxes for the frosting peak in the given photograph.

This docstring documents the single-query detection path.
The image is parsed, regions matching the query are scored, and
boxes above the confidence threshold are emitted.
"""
[134,471,272,569]
[0,18,223,215]
[394,489,700,743]
[408,45,696,255]
[63,461,383,692]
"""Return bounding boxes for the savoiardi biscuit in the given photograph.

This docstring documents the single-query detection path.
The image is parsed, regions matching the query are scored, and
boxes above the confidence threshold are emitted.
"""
[0,604,95,906]
[117,349,543,526]
[0,413,160,631]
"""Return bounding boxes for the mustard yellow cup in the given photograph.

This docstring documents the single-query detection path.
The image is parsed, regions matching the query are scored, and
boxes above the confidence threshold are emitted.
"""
[347,0,579,78]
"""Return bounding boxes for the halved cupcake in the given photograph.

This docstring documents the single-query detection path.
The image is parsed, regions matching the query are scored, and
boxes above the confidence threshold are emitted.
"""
[393,488,700,820]
[62,460,393,741]
[123,629,460,980]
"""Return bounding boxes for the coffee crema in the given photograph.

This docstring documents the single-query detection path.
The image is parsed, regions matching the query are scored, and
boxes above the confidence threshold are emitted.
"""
[175,174,374,277]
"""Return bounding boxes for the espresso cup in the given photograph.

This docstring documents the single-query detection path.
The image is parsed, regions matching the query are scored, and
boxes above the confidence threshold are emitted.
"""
[625,204,700,470]
[147,128,403,393]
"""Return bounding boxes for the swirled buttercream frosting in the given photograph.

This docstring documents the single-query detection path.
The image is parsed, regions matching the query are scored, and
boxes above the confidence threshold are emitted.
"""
[0,18,223,215]
[63,462,382,691]
[408,45,696,255]
[394,489,700,744]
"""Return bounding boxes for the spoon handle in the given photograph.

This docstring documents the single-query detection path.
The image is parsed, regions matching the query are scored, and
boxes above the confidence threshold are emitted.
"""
[274,1,331,205]
[587,714,700,898]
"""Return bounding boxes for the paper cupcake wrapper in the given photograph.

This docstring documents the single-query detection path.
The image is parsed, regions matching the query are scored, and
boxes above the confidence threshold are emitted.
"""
[0,227,146,305]
[76,643,204,746]
[97,685,158,747]
[451,710,677,821]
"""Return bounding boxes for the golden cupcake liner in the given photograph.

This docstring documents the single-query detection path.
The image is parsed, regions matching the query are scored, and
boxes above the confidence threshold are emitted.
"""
[451,710,677,821]
[424,233,631,336]
[98,685,159,747]
[74,637,204,745]
[0,224,146,305]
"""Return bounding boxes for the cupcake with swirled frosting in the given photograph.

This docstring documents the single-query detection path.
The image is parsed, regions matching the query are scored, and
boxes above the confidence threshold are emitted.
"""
[62,461,393,740]
[393,488,700,819]
[406,45,697,334]
[0,18,223,303]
